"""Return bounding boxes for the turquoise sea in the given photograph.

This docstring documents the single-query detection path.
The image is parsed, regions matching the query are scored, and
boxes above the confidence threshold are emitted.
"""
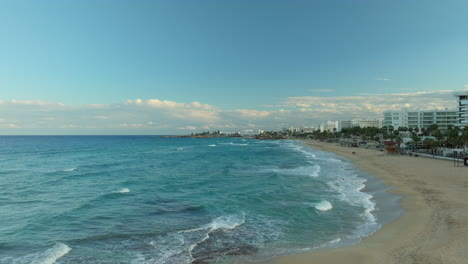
[0,136,400,264]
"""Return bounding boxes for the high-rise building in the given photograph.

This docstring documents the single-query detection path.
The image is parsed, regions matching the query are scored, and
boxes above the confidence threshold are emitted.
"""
[454,91,468,127]
[352,118,383,129]
[383,110,458,130]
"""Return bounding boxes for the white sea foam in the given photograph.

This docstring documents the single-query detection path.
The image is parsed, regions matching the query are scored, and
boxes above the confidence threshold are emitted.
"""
[271,164,321,177]
[327,237,341,244]
[179,213,246,234]
[63,168,76,172]
[116,188,130,193]
[285,142,345,163]
[315,200,333,211]
[8,243,72,264]
[285,139,380,239]
[325,166,379,238]
[208,144,216,147]
[223,142,248,146]
[142,213,246,263]
[178,213,246,261]
[176,147,184,151]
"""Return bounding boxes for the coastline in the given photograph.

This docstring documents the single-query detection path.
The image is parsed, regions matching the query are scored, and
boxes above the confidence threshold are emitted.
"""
[270,140,468,264]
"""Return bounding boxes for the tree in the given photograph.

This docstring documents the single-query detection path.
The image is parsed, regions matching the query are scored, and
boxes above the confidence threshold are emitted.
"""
[446,126,462,148]
[462,128,468,150]
[411,133,421,151]
[427,124,439,136]
[434,130,444,143]
[421,127,428,136]
[423,138,439,154]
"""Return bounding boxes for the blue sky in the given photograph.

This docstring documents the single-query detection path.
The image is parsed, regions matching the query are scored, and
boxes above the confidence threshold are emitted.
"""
[1,0,468,134]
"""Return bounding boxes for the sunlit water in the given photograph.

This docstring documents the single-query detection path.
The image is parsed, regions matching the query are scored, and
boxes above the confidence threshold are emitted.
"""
[0,136,397,264]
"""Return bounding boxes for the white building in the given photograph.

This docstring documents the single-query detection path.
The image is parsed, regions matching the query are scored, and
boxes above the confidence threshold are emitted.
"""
[454,90,468,127]
[333,119,382,132]
[383,110,458,130]
[337,120,352,131]
[351,118,383,129]
[319,121,338,132]
[300,126,316,133]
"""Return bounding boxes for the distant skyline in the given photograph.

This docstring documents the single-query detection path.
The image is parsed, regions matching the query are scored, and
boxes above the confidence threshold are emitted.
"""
[1,1,468,134]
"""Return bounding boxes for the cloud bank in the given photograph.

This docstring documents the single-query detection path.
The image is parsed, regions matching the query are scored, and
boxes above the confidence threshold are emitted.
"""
[0,90,463,134]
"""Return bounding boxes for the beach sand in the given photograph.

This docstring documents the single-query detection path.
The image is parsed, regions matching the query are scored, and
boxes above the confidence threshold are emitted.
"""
[272,140,468,264]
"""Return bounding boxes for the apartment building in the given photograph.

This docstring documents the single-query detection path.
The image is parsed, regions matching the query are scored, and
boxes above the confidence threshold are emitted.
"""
[383,110,458,130]
[454,91,468,127]
[352,118,383,129]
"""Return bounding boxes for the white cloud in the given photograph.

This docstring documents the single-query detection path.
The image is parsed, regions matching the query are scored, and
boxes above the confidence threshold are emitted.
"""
[9,99,65,106]
[0,123,20,128]
[146,99,181,108]
[464,85,468,88]
[60,124,79,129]
[375,77,391,81]
[0,91,463,135]
[283,90,459,122]
[234,109,270,118]
[178,126,198,130]
[120,123,143,127]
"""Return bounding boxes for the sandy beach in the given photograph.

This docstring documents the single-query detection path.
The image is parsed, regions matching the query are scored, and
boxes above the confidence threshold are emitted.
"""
[272,140,468,264]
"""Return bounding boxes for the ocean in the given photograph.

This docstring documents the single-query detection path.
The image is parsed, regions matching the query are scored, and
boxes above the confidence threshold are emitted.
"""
[0,136,400,264]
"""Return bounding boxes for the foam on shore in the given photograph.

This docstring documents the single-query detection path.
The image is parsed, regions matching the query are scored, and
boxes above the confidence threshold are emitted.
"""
[4,243,72,264]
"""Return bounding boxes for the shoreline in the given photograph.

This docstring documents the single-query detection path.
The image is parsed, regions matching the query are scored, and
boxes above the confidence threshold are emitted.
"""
[270,140,468,264]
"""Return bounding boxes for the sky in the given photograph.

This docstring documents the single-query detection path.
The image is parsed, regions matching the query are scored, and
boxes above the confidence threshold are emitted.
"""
[1,0,468,135]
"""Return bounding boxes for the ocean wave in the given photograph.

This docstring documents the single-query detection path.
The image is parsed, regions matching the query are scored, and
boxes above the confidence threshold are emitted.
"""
[208,144,216,147]
[179,213,246,234]
[222,142,249,146]
[179,213,246,261]
[3,243,72,264]
[326,171,379,237]
[314,200,333,211]
[137,213,246,264]
[327,237,341,244]
[270,164,321,177]
[115,188,130,194]
[62,168,76,172]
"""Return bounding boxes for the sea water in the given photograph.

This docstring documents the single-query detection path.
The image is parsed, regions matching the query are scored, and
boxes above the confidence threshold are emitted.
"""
[0,136,400,264]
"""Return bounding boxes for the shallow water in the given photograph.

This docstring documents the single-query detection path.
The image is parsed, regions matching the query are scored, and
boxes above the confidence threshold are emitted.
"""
[0,136,397,263]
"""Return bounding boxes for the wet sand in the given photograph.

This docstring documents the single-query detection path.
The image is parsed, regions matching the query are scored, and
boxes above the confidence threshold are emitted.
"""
[272,140,468,264]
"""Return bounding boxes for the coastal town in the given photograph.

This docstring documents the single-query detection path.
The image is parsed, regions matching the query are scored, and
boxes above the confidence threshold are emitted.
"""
[189,91,468,161]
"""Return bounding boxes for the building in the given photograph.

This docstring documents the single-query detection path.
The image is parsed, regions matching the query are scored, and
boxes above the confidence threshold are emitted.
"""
[337,120,352,131]
[352,118,383,129]
[320,118,383,133]
[319,121,338,132]
[383,110,458,130]
[454,90,468,127]
[300,126,316,133]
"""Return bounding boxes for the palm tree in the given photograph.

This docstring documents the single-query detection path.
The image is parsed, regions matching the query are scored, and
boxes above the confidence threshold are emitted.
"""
[462,128,468,153]
[411,133,421,152]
